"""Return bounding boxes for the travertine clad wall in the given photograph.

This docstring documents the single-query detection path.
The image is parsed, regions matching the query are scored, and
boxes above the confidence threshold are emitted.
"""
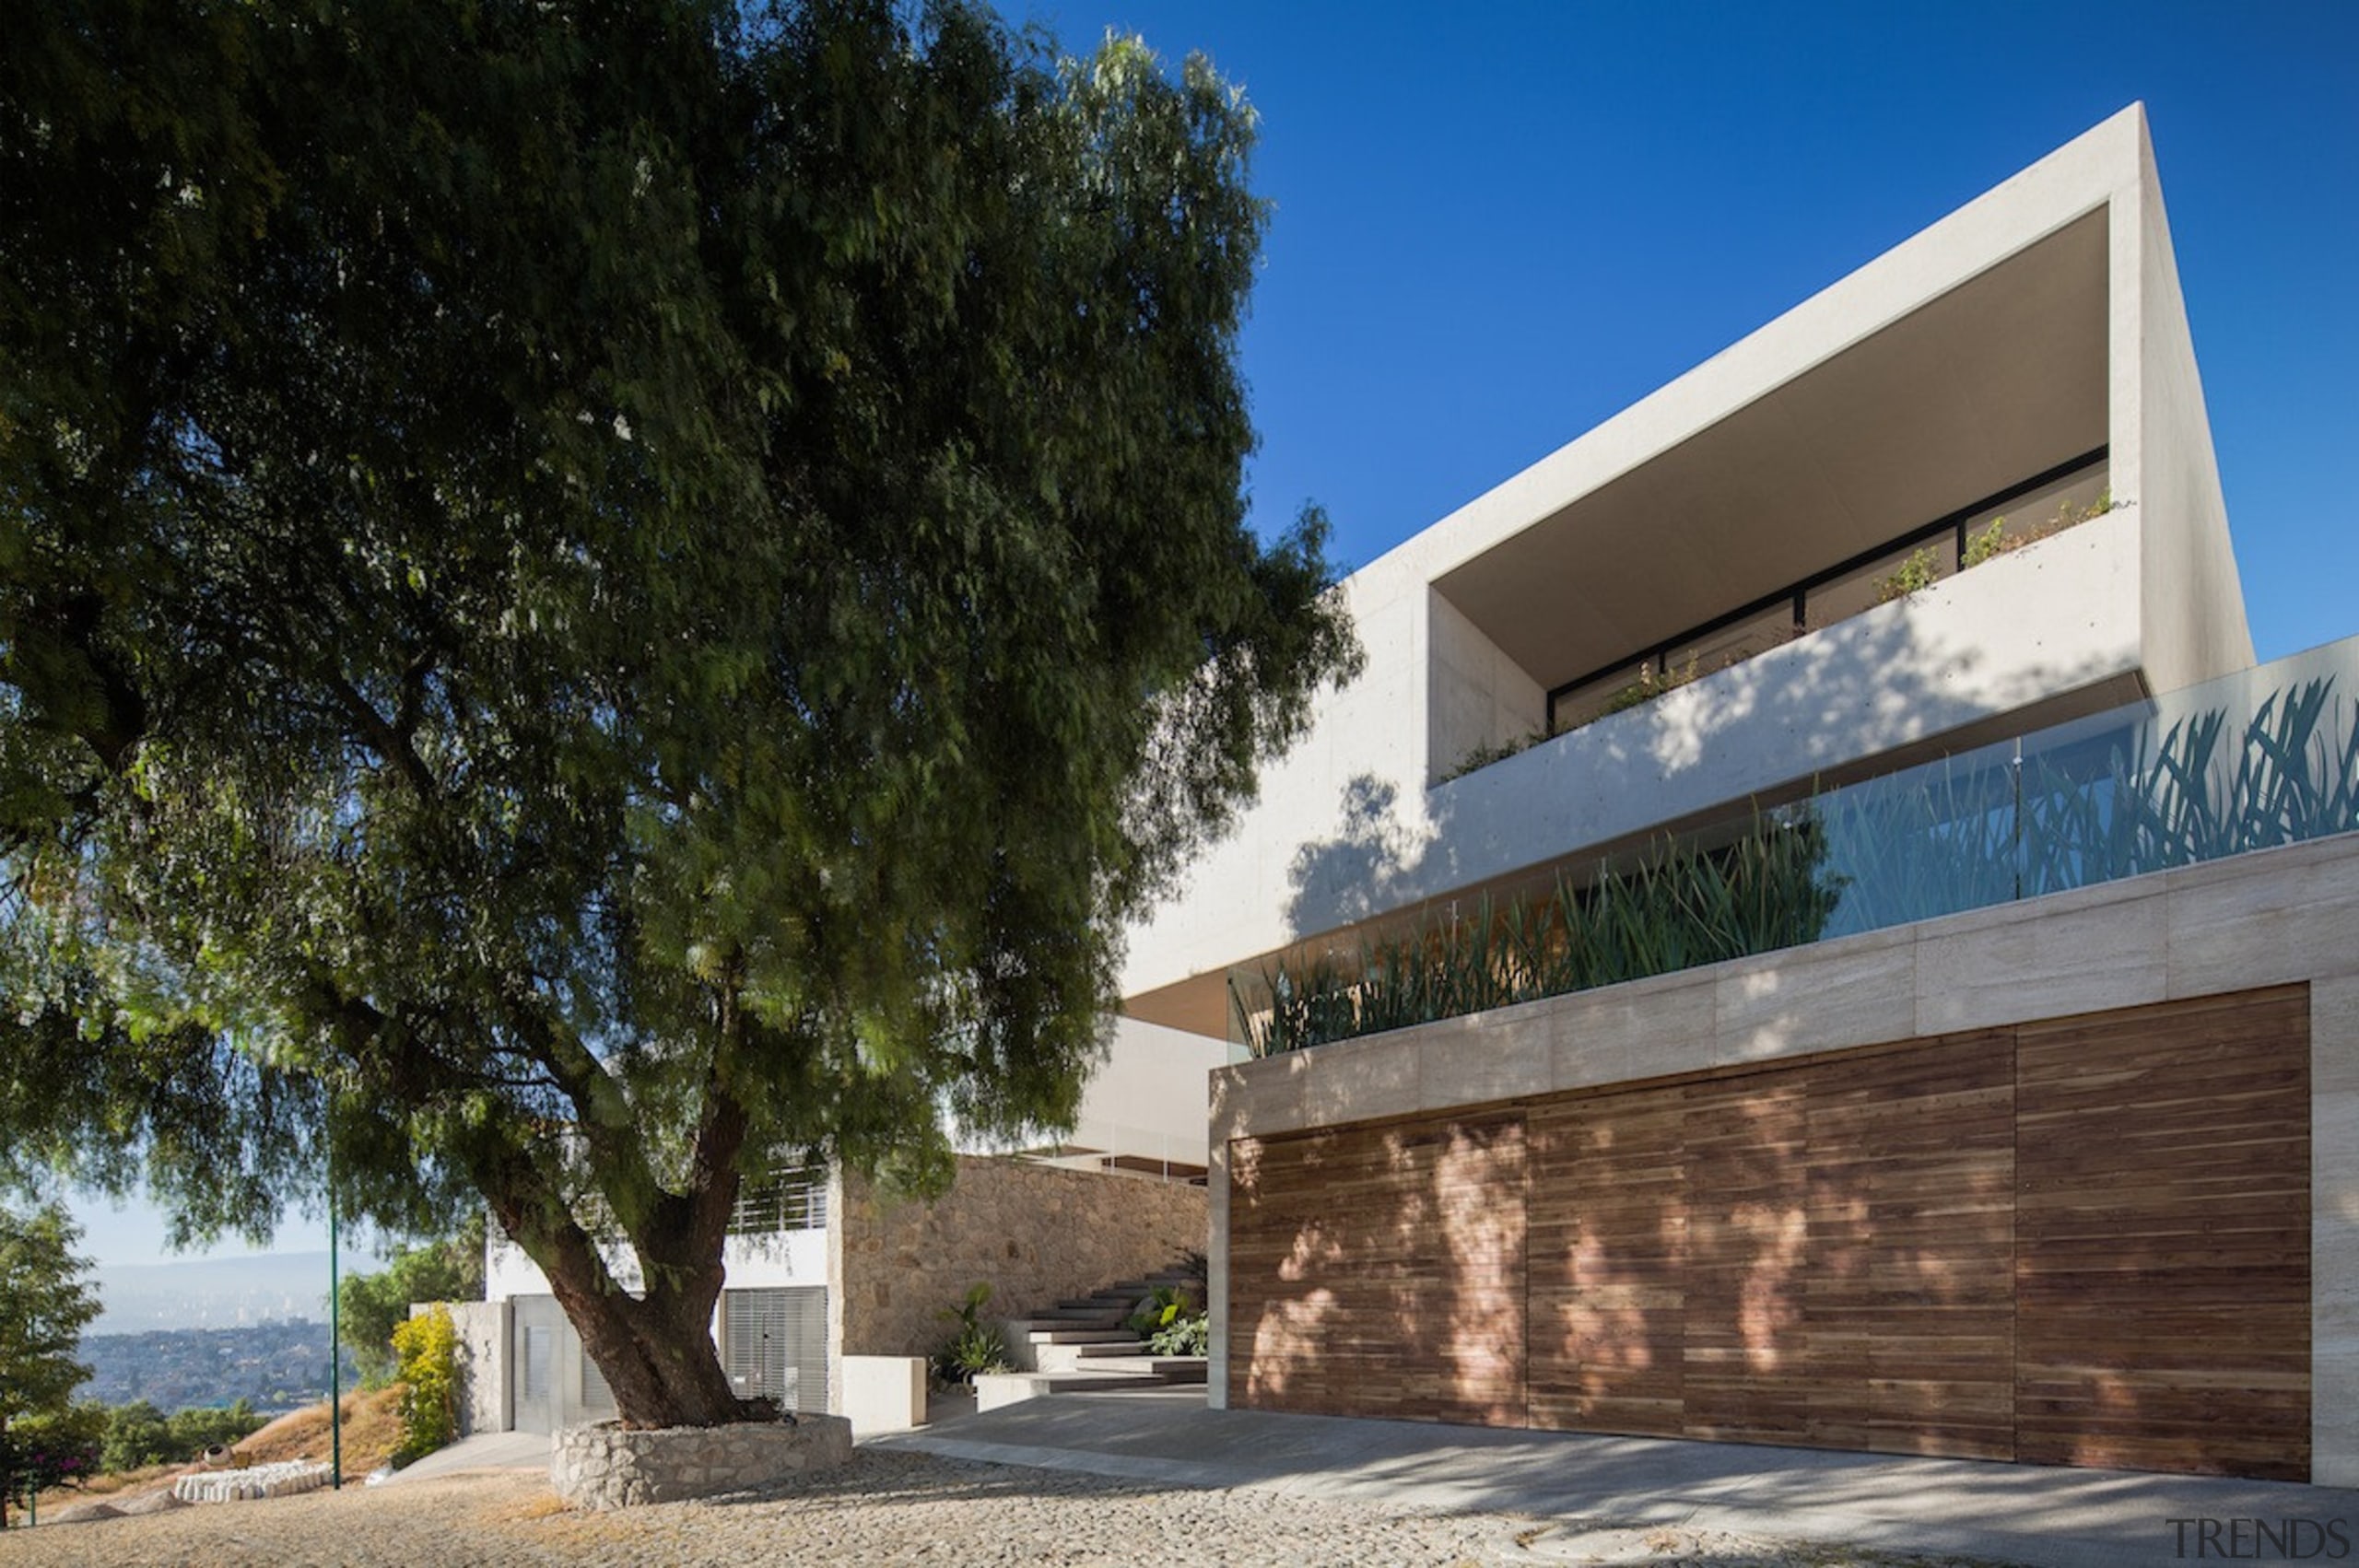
[831,1156,1204,1359]
[1210,832,2359,1484]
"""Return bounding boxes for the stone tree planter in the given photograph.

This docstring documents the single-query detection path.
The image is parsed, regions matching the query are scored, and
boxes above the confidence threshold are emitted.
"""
[551,1415,853,1510]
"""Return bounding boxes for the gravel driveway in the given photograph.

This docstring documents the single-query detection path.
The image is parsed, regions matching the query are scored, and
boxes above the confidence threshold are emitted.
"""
[0,1448,2014,1567]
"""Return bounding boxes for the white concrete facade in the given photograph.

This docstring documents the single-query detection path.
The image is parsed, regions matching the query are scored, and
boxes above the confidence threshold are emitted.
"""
[1120,104,2250,1038]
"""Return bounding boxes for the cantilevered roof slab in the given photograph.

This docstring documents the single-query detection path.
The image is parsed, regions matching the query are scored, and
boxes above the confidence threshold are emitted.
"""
[1432,211,2109,696]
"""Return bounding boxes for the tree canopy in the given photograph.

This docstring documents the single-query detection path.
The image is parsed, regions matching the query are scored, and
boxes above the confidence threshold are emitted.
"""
[0,0,1355,1426]
[0,1203,100,1525]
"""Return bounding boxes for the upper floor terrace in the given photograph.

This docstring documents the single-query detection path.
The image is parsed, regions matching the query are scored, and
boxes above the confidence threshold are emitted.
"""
[1118,104,2251,1040]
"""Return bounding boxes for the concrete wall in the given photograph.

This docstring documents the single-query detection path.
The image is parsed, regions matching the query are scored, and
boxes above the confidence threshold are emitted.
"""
[1205,830,2359,1485]
[961,1014,1234,1171]
[828,1156,1205,1367]
[1131,508,2145,1011]
[1426,589,1546,786]
[484,1213,827,1301]
[435,1299,511,1436]
[1119,104,2249,1018]
[2121,114,2253,694]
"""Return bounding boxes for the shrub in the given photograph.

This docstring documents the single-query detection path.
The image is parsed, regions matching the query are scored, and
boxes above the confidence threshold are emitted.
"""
[932,1283,1010,1387]
[94,1398,265,1472]
[389,1305,459,1467]
[1873,545,1942,603]
[1963,517,2011,567]
[1146,1313,1208,1356]
[2,1402,104,1515]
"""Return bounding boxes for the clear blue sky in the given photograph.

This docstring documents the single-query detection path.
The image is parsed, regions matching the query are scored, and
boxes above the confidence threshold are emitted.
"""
[70,1,2356,1269]
[1026,0,2359,661]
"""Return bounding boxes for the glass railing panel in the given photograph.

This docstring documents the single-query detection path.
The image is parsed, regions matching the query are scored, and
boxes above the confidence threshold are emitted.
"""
[1239,635,2359,1056]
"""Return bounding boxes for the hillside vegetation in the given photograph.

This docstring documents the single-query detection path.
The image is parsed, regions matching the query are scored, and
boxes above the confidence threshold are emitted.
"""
[35,1387,403,1514]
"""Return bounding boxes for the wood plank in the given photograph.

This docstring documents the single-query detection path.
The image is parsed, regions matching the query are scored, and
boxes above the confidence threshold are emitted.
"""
[2013,986,2310,1482]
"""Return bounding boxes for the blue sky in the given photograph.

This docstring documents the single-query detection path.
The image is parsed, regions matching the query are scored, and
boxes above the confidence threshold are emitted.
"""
[1030,0,2358,661]
[71,2,2356,1271]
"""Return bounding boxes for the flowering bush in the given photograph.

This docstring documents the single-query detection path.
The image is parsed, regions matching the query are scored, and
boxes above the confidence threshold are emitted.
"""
[390,1305,460,1467]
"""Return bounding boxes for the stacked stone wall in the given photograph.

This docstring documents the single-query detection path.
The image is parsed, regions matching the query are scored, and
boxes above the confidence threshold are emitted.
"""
[835,1158,1204,1356]
[550,1417,852,1509]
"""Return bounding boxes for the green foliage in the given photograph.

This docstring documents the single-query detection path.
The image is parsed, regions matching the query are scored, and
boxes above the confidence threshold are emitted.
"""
[1126,1282,1208,1355]
[1438,731,1548,784]
[0,0,1354,1427]
[1873,546,1942,603]
[1247,672,2359,1057]
[1146,1312,1210,1357]
[1238,821,1841,1056]
[932,1282,1010,1387]
[1962,517,2012,568]
[389,1306,459,1468]
[1824,674,2359,935]
[95,1398,266,1473]
[1,1401,104,1521]
[1963,488,2122,572]
[339,1219,485,1388]
[1124,1282,1196,1338]
[0,1203,100,1525]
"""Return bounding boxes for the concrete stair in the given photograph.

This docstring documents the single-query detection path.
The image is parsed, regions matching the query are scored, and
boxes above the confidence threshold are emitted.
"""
[975,1268,1206,1409]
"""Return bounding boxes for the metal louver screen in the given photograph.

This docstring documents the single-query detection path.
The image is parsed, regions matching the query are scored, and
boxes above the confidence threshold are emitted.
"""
[579,1345,616,1418]
[722,1287,827,1414]
[521,1326,553,1403]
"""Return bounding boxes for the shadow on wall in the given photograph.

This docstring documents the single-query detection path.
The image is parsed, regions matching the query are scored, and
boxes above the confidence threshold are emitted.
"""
[1234,1041,2020,1457]
[1285,594,2127,947]
[1232,1112,1526,1424]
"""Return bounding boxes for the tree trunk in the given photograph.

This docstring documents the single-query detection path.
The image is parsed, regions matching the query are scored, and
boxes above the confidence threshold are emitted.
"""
[484,1079,755,1429]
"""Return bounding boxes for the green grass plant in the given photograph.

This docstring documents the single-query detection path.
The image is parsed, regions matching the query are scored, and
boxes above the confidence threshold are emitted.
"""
[1238,674,2359,1057]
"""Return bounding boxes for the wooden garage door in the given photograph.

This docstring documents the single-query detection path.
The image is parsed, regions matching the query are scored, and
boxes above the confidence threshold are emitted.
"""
[1228,1109,1526,1423]
[2015,987,2310,1480]
[1525,1033,2016,1458]
[1229,985,2309,1480]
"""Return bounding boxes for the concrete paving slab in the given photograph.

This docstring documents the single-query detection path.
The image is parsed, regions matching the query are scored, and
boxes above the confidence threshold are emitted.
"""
[375,1429,550,1484]
[871,1389,2359,1567]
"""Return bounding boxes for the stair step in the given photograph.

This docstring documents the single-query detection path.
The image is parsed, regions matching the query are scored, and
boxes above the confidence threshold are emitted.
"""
[1033,1303,1127,1318]
[1016,1326,1140,1344]
[1074,1355,1206,1381]
[1066,1340,1153,1359]
[972,1369,1164,1411]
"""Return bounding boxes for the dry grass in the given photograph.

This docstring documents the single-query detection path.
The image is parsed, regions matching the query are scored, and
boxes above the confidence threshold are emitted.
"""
[32,1387,405,1515]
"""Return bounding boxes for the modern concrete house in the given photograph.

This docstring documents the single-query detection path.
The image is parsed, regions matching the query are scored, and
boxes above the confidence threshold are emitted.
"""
[1121,105,2359,1484]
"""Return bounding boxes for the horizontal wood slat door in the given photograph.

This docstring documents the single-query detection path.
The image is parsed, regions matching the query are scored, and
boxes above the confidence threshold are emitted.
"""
[1229,1111,1527,1423]
[1528,1082,1687,1435]
[1804,1036,2015,1459]
[2014,985,2310,1480]
[1527,1036,2016,1457]
[1228,982,2308,1480]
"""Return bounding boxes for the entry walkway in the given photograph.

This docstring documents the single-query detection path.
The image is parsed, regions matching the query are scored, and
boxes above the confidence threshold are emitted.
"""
[873,1388,2353,1568]
[375,1428,548,1484]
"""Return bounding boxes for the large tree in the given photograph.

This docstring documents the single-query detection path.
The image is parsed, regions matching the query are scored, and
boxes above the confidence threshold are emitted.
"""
[0,1204,100,1527]
[0,0,1355,1427]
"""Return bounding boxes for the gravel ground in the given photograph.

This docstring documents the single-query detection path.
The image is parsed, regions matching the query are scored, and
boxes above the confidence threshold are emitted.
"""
[0,1449,2019,1567]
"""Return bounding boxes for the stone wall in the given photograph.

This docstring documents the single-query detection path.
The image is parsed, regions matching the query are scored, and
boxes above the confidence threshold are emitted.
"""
[550,1416,852,1509]
[436,1300,511,1435]
[831,1157,1204,1358]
